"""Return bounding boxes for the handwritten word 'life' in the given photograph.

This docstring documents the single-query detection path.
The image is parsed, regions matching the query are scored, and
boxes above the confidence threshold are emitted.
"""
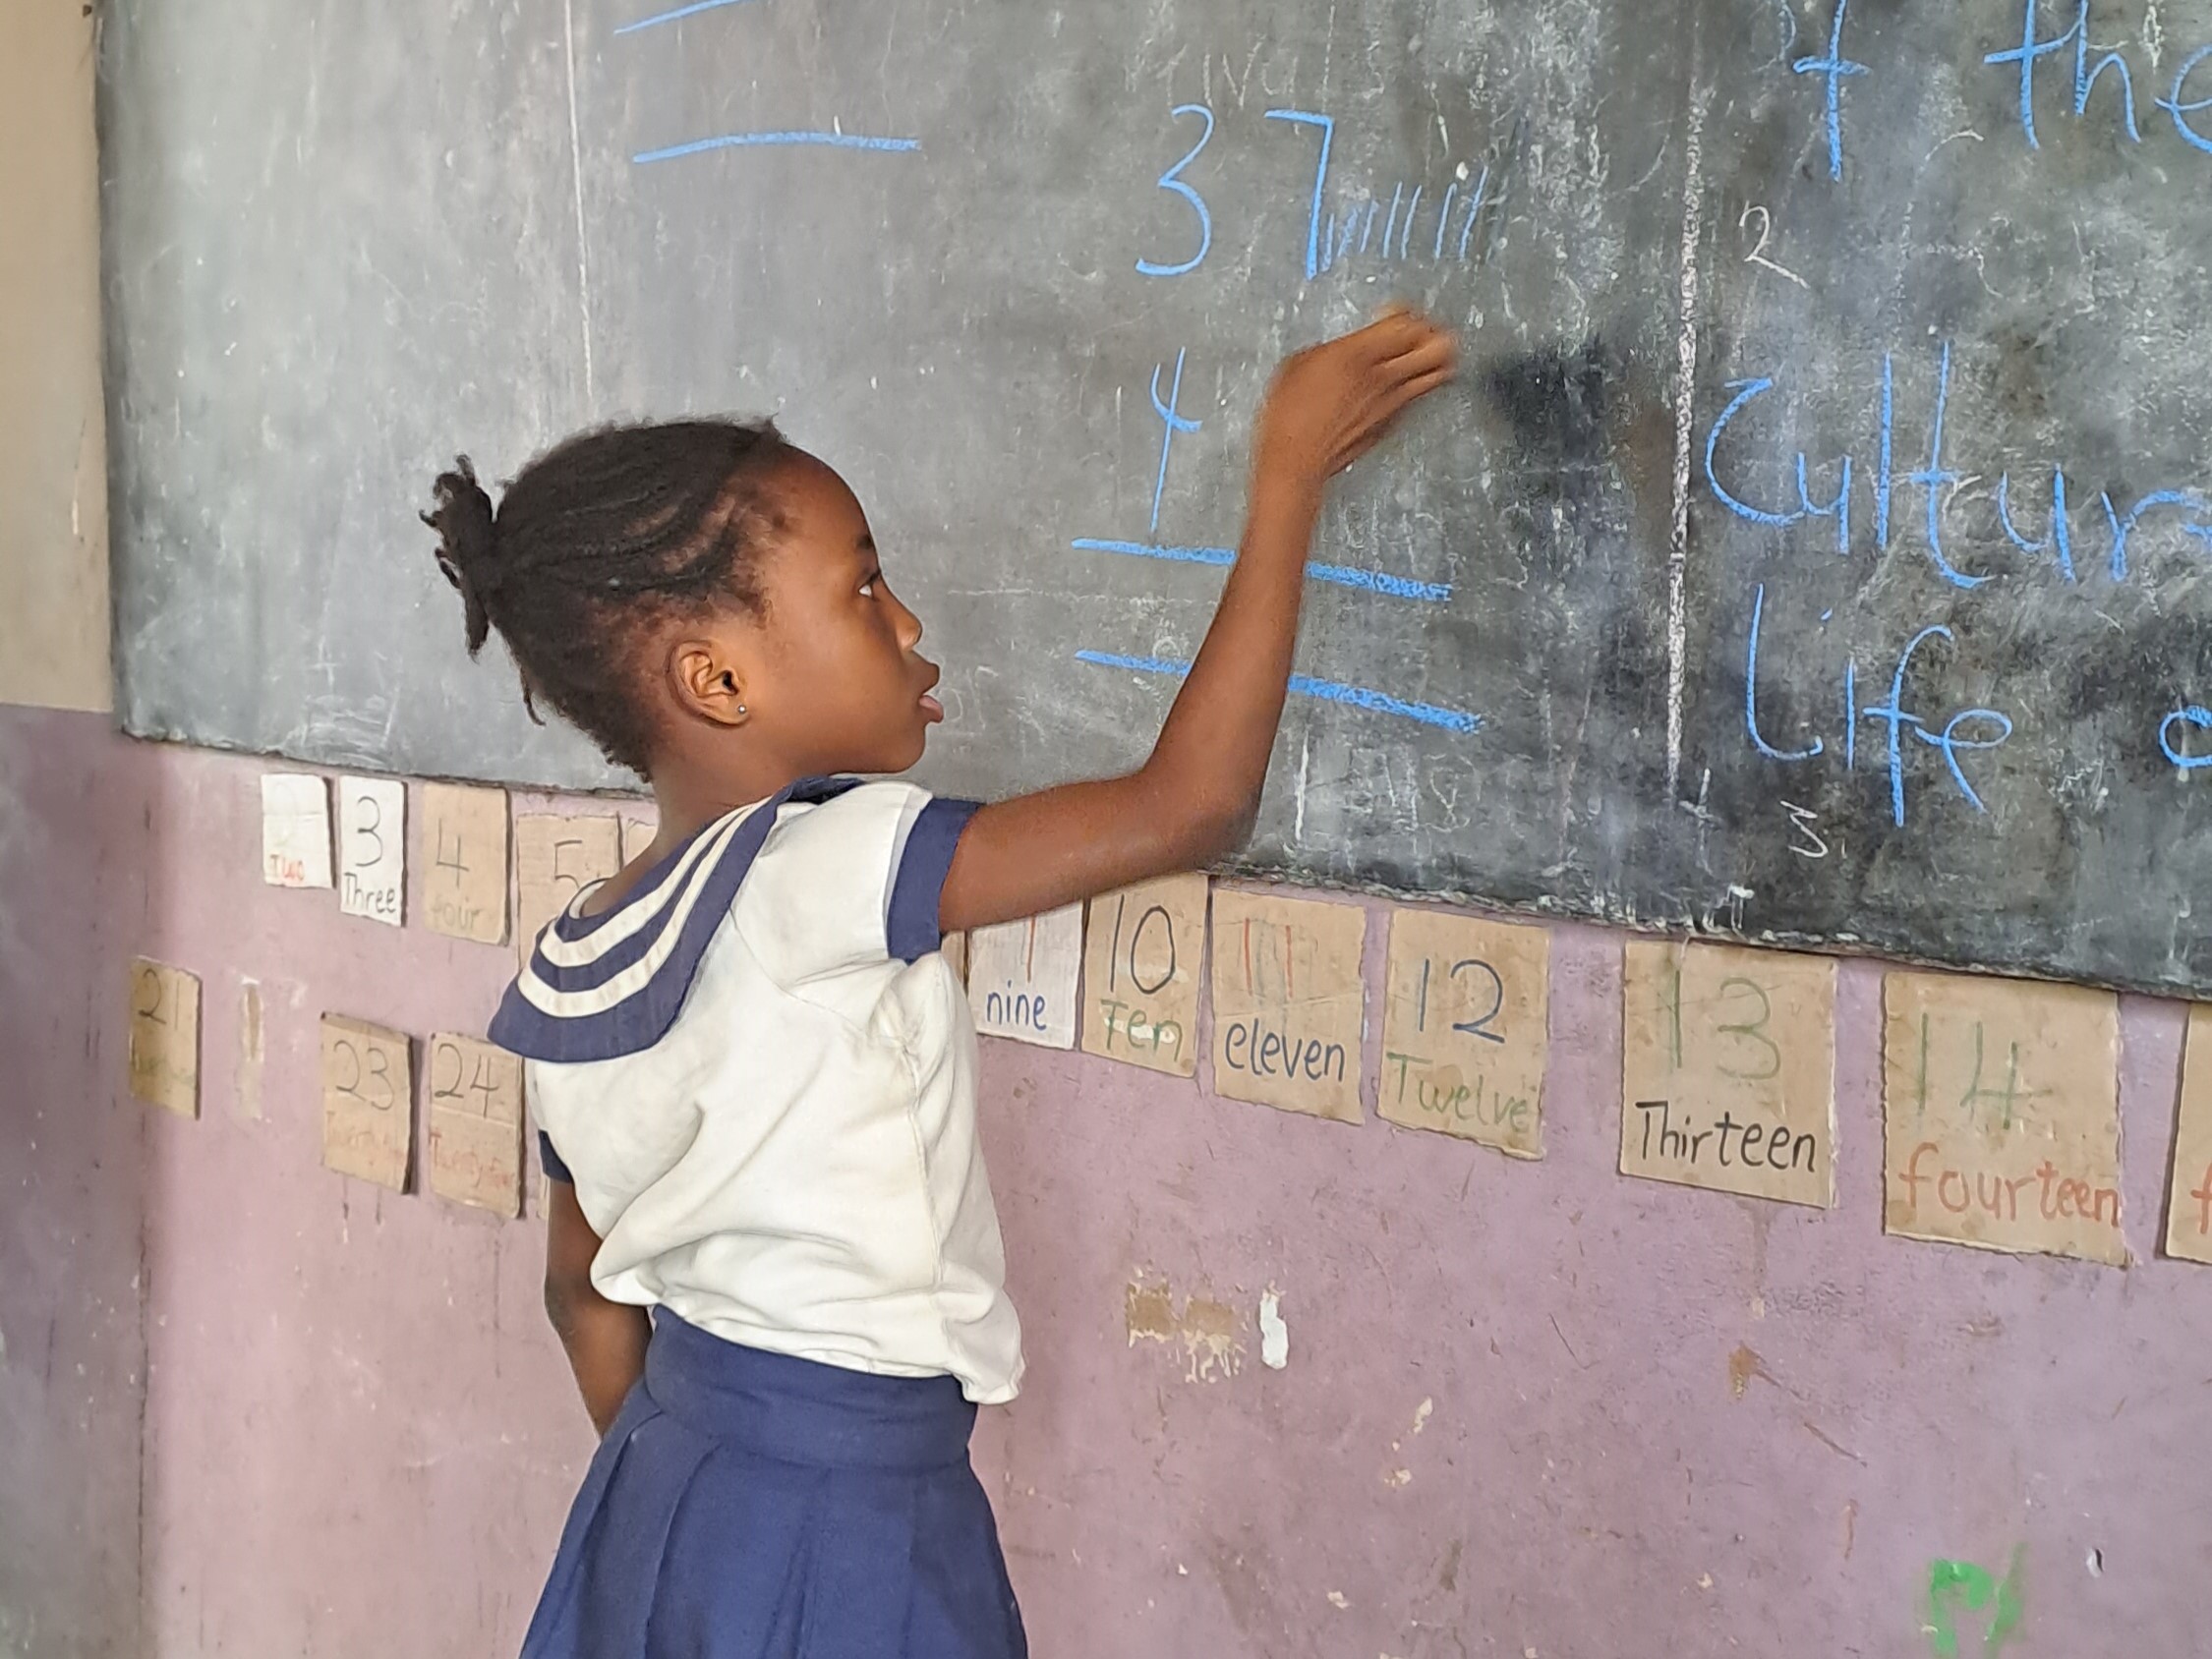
[1743,590,2013,830]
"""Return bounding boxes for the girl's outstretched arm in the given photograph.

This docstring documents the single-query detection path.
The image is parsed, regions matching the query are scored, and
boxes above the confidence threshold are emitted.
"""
[941,309,1456,934]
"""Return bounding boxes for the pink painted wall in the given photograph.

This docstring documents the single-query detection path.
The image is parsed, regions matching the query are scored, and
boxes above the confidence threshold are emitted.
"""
[0,711,146,1658]
[6,701,2210,1656]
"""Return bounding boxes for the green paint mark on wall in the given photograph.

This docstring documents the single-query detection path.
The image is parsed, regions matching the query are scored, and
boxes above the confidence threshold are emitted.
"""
[1926,1548,2024,1657]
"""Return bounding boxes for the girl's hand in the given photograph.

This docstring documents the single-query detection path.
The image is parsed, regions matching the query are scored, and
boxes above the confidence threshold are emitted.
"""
[936,309,1461,936]
[1252,308,1458,495]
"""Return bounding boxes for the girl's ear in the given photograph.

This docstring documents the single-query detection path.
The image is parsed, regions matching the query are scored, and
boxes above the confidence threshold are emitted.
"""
[667,637,752,728]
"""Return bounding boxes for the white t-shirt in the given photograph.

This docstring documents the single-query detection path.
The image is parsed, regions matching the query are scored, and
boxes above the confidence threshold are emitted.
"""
[490,778,1023,1404]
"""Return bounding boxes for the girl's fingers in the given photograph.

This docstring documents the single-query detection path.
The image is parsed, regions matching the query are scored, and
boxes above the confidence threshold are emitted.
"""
[1358,360,1454,430]
[1332,357,1458,469]
[1376,328,1457,381]
[1351,309,1436,363]
[1381,361,1458,411]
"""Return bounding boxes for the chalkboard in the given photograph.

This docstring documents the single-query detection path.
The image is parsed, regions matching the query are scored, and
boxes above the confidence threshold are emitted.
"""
[99,0,2212,995]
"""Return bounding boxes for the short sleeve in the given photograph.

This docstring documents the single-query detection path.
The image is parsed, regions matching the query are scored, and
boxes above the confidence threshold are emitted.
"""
[738,780,981,985]
[887,794,983,960]
[538,1130,573,1184]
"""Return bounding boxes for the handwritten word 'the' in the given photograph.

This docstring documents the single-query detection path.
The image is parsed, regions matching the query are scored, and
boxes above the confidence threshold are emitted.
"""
[1786,0,2212,178]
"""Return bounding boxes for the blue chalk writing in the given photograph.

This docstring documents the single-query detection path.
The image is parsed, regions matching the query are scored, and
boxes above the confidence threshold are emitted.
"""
[1307,563,1453,601]
[1709,344,2205,594]
[1458,165,1490,260]
[1136,104,1215,278]
[1859,626,1949,827]
[1282,679,1482,731]
[1996,469,2076,581]
[2158,43,2212,153]
[1706,378,1805,528]
[1148,350,1200,533]
[1854,626,2012,826]
[2073,2,2143,141]
[1906,342,1986,589]
[1317,207,1343,267]
[1986,0,2080,150]
[1796,452,1854,554]
[1076,651,1482,733]
[1073,539,1235,569]
[2159,706,2212,769]
[2101,488,2212,582]
[1791,0,1868,181]
[1736,590,2017,827]
[1915,709,2014,812]
[1265,109,1336,280]
[1070,540,1451,602]
[1267,110,1487,278]
[1844,659,1858,771]
[614,0,751,34]
[633,130,919,163]
[1746,584,1825,760]
[1981,0,2210,150]
[1876,353,1895,549]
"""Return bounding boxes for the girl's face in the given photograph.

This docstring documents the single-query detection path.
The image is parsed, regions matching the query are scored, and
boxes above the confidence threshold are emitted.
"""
[738,452,943,777]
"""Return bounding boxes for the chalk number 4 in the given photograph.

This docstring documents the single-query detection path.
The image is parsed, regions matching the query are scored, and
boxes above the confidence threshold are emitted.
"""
[1137,103,1213,277]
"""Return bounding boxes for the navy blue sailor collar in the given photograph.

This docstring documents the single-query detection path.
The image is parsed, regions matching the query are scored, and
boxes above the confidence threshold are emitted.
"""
[488,776,861,1064]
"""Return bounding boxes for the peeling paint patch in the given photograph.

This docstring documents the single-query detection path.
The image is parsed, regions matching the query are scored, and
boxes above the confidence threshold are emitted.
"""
[1728,1344,1774,1399]
[1412,1397,1433,1434]
[1181,1296,1243,1383]
[1258,1289,1288,1369]
[235,978,264,1121]
[1125,1279,1176,1345]
[1122,1275,1246,1382]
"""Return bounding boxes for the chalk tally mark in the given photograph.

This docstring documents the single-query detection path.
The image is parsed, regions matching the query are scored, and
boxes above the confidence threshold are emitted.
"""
[1071,539,1451,602]
[1076,651,1481,735]
[614,0,751,36]
[634,130,921,163]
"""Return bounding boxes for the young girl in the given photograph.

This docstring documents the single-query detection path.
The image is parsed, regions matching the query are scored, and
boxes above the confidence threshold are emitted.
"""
[425,309,1455,1659]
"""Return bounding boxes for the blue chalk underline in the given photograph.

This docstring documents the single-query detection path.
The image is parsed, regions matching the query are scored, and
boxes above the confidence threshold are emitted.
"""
[1070,539,1452,603]
[1076,651,1483,735]
[614,0,751,36]
[633,131,921,164]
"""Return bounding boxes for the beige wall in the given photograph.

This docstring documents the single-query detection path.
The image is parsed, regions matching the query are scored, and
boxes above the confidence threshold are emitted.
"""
[0,1,111,713]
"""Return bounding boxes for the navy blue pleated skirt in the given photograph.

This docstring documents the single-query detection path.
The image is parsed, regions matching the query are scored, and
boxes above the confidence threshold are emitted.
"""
[521,1313,1026,1659]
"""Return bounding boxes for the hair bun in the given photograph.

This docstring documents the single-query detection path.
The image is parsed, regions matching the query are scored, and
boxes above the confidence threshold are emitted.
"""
[421,456,500,655]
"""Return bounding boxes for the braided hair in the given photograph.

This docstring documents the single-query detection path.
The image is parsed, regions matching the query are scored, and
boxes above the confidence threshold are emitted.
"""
[422,420,795,776]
